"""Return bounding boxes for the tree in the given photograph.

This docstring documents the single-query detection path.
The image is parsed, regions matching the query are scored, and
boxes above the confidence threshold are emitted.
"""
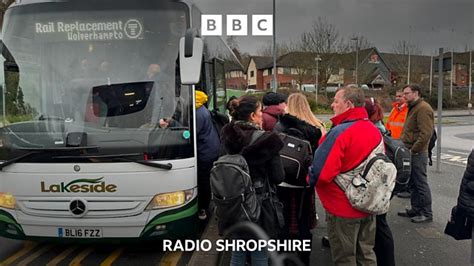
[346,35,373,52]
[391,40,426,84]
[298,17,346,54]
[392,40,422,55]
[296,18,373,90]
[256,41,296,57]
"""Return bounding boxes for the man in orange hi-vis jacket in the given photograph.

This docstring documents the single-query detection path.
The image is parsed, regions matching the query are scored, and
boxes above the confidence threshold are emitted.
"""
[386,90,408,139]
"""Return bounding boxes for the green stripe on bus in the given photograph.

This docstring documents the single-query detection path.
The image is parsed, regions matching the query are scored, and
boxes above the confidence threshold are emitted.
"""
[141,200,197,236]
[0,209,24,233]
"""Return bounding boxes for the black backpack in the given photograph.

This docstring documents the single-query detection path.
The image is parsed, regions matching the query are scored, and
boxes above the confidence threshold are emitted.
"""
[210,131,263,233]
[383,135,411,191]
[278,130,313,187]
[210,109,229,137]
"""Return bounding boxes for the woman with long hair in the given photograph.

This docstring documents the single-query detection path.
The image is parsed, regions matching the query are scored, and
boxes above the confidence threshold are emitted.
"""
[365,97,387,134]
[273,93,326,265]
[285,93,326,136]
[220,95,285,266]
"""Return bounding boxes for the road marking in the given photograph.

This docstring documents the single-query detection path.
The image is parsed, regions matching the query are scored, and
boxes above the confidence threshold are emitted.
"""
[158,251,183,266]
[436,160,467,168]
[16,244,54,266]
[0,241,38,266]
[100,247,125,266]
[433,153,468,166]
[447,150,470,155]
[69,247,94,266]
[448,155,464,162]
[47,246,79,266]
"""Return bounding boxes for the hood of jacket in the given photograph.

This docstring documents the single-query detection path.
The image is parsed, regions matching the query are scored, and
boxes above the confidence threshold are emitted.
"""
[277,114,322,150]
[195,90,208,109]
[263,105,285,117]
[221,121,283,165]
[330,107,368,127]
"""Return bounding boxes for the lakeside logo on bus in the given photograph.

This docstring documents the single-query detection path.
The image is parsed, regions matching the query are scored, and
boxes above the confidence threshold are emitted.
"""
[201,15,273,36]
[40,177,117,193]
[34,19,144,42]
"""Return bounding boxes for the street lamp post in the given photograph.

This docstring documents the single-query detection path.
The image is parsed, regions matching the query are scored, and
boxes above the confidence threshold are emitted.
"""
[469,48,472,113]
[315,56,322,103]
[272,0,277,92]
[407,26,412,84]
[351,37,359,86]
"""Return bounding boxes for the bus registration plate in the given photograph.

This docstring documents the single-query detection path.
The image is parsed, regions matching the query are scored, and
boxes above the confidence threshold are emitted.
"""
[58,227,103,238]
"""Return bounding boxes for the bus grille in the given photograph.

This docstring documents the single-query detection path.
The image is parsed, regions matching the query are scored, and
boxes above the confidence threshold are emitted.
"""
[16,197,149,218]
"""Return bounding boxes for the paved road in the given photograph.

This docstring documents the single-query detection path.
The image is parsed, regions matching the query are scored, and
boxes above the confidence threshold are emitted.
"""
[437,124,474,153]
[0,224,204,265]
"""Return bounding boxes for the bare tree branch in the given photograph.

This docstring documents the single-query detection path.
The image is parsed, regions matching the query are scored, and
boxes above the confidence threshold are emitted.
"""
[256,41,297,57]
[392,40,422,55]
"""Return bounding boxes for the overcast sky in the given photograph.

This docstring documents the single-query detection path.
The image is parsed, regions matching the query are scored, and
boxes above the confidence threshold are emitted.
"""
[195,0,473,55]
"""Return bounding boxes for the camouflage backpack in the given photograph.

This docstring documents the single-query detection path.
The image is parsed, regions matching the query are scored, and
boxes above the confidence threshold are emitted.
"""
[335,139,397,215]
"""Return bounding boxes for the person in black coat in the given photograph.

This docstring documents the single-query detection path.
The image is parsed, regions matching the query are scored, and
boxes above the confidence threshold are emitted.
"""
[221,95,285,266]
[273,93,325,265]
[457,150,474,218]
[447,149,474,239]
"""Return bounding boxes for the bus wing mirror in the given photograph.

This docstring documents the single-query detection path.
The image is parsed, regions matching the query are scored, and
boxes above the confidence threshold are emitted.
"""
[179,29,203,85]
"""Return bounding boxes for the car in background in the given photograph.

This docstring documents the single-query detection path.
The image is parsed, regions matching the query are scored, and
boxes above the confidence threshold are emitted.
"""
[245,88,257,94]
[300,84,316,92]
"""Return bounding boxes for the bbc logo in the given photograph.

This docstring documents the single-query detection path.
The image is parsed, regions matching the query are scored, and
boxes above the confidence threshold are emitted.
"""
[201,15,273,36]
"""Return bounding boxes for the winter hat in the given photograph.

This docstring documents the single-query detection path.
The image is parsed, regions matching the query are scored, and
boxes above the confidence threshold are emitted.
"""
[262,92,286,106]
[195,90,208,109]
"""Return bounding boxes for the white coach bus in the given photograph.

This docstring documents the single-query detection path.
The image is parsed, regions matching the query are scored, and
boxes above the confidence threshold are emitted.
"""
[0,0,233,240]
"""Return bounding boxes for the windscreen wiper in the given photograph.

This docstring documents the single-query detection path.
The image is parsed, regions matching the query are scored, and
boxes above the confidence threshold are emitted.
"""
[0,146,99,171]
[116,157,173,170]
[0,151,39,171]
[17,146,99,152]
[52,153,173,170]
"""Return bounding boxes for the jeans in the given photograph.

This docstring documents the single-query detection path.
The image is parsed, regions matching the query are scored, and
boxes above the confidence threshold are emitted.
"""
[230,250,268,266]
[410,152,433,217]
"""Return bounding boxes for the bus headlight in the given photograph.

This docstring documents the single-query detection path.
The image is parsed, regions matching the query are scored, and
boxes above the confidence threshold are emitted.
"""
[0,192,16,209]
[146,189,194,210]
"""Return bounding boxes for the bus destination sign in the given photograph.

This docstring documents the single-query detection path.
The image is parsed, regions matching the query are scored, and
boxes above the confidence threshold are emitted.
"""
[34,19,144,41]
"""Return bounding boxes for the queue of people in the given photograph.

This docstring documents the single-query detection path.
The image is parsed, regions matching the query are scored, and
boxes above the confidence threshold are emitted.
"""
[195,84,437,265]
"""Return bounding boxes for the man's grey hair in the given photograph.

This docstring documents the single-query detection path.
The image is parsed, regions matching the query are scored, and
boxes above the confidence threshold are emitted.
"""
[338,85,365,107]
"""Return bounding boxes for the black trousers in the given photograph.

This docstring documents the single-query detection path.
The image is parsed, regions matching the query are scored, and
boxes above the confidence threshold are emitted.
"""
[277,187,314,265]
[374,213,395,266]
[197,160,214,210]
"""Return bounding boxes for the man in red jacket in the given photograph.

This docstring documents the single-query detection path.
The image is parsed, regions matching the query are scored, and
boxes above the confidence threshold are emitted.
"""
[310,86,381,265]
